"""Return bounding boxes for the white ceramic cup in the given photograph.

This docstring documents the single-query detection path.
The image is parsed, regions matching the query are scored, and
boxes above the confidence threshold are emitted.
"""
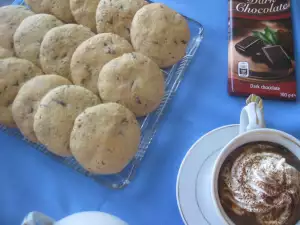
[211,102,300,225]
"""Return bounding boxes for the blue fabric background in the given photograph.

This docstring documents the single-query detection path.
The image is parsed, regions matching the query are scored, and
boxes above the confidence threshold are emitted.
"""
[0,0,300,224]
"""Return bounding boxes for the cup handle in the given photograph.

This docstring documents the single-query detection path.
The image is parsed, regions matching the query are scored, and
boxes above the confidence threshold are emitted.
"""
[239,95,266,134]
[21,211,55,225]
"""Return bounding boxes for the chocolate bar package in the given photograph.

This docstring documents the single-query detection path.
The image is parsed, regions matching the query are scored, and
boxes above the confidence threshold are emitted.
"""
[228,0,296,100]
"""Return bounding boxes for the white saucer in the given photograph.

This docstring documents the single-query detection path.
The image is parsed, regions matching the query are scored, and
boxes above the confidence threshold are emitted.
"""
[176,124,239,225]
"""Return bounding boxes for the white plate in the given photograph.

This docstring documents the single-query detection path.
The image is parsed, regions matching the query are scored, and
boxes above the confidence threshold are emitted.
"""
[176,124,239,225]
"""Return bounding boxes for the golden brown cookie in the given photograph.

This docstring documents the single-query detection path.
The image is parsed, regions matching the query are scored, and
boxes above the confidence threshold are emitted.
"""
[70,33,133,94]
[130,3,190,68]
[96,0,146,41]
[0,5,34,56]
[40,24,94,79]
[25,0,74,23]
[98,52,165,116]
[34,85,100,156]
[70,103,140,174]
[12,75,71,142]
[70,0,98,32]
[14,14,64,67]
[0,57,42,127]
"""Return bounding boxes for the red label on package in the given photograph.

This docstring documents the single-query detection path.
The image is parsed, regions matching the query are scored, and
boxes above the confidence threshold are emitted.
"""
[228,0,296,100]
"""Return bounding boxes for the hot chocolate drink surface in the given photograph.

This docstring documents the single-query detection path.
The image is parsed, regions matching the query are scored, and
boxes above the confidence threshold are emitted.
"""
[219,141,300,225]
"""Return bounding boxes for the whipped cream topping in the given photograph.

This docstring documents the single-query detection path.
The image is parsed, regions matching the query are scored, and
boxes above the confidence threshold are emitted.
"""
[221,144,300,225]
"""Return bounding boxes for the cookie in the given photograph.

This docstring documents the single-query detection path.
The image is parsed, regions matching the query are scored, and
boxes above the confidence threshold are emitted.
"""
[0,57,42,127]
[34,85,100,156]
[40,24,94,79]
[12,75,71,142]
[70,103,140,174]
[0,5,34,55]
[96,0,146,41]
[130,3,190,68]
[98,52,164,116]
[25,0,74,23]
[14,14,64,67]
[0,46,13,59]
[70,0,98,32]
[70,33,133,94]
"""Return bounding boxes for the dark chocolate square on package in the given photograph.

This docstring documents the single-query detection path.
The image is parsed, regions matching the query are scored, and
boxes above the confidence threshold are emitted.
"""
[252,50,267,64]
[262,45,292,69]
[235,36,264,56]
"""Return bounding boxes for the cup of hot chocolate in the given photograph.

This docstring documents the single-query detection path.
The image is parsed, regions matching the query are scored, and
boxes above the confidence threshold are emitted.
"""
[211,95,300,225]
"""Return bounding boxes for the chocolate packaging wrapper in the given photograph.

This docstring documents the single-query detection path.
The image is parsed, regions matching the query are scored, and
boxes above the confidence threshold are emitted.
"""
[228,0,296,100]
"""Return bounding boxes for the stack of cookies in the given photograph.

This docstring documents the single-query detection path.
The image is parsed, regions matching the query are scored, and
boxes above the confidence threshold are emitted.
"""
[0,0,190,175]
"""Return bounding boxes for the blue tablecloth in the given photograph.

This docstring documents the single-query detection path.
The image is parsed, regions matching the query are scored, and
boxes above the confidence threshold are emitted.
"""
[1,0,300,224]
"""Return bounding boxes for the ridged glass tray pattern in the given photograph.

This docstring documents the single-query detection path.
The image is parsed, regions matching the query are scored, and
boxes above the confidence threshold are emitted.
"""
[1,0,204,189]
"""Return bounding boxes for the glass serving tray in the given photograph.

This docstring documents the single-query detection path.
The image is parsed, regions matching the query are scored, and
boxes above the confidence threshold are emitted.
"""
[2,0,204,189]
